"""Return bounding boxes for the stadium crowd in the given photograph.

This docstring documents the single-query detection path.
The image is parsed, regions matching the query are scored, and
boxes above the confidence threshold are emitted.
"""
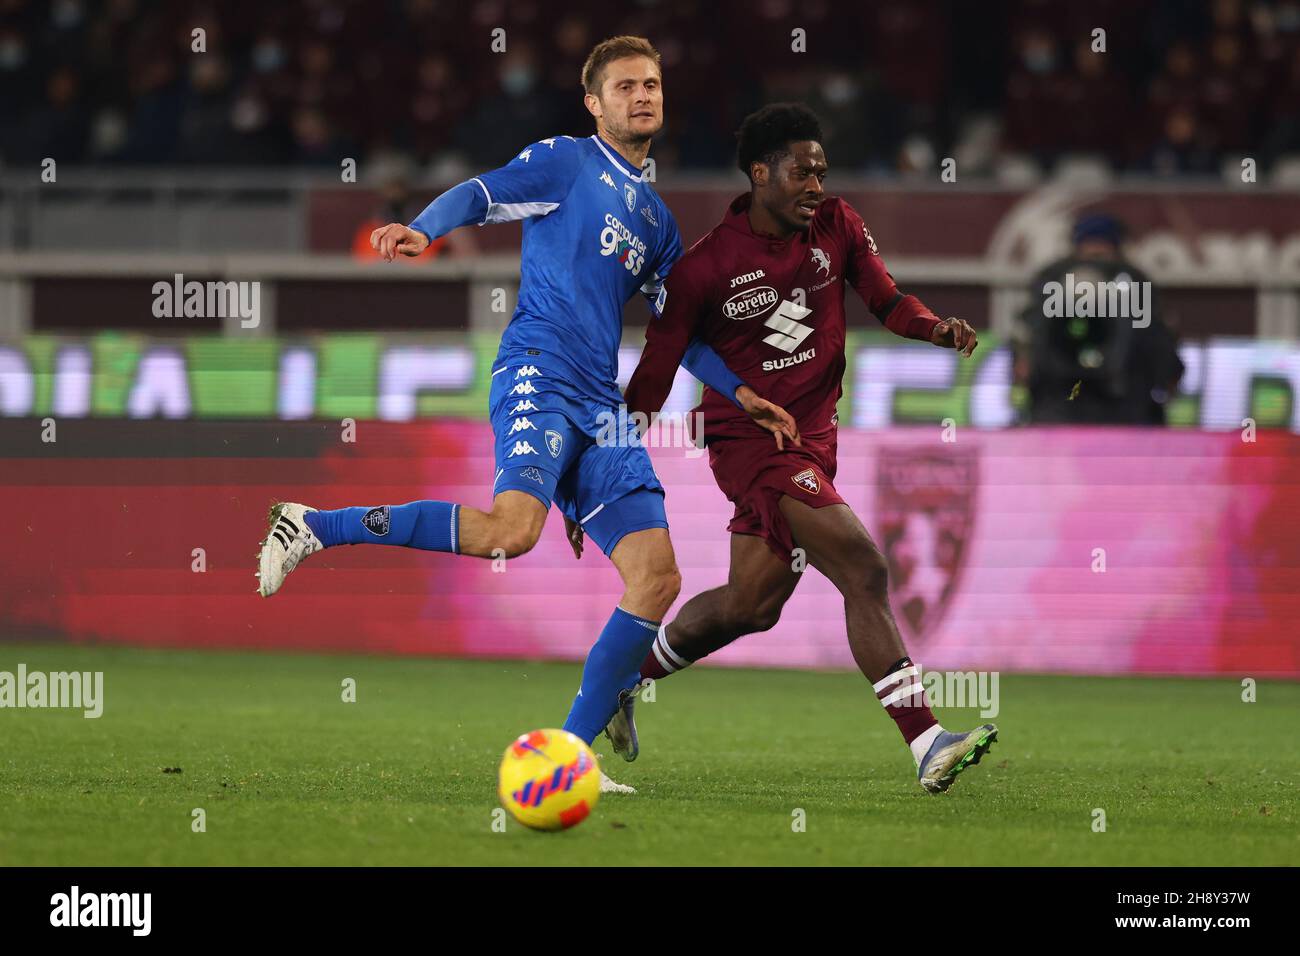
[1,0,1298,176]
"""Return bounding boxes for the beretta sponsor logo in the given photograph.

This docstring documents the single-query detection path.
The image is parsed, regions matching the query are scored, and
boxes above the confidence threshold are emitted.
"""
[722,285,779,320]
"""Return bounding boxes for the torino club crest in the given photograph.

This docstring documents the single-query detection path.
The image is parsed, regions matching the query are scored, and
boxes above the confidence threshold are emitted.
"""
[875,448,978,648]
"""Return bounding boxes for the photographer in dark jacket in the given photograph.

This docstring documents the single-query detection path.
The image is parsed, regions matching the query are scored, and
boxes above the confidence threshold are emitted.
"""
[1021,214,1184,425]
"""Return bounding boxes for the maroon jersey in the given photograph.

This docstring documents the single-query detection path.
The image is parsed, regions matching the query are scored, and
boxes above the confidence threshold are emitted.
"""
[624,193,941,440]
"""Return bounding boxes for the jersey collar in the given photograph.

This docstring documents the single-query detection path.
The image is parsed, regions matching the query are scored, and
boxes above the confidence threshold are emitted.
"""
[591,134,647,182]
[725,192,802,245]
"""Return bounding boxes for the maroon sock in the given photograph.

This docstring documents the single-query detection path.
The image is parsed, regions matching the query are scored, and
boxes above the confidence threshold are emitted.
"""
[874,657,938,745]
[639,624,693,681]
[640,649,672,681]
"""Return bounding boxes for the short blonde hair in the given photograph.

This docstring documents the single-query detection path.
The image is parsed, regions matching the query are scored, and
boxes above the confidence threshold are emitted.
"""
[581,36,661,95]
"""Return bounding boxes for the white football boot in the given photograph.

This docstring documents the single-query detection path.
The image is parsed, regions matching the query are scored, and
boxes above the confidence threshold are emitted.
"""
[599,770,636,795]
[256,502,324,597]
[917,724,998,794]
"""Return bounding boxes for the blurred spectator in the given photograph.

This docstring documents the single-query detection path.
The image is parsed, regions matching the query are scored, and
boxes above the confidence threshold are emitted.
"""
[1020,214,1185,425]
[408,53,469,159]
[176,55,232,162]
[1145,104,1219,175]
[450,42,564,167]
[26,66,89,162]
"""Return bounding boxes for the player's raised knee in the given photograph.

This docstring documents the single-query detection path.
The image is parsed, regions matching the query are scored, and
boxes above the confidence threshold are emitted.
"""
[612,528,681,618]
[624,563,680,618]
[723,589,783,633]
[487,491,546,557]
[645,564,682,612]
[494,525,542,559]
[855,542,890,598]
[820,534,891,599]
[748,598,785,633]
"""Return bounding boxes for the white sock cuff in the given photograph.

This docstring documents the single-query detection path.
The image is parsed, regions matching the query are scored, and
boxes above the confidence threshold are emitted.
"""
[879,682,926,708]
[872,665,918,693]
[655,626,691,669]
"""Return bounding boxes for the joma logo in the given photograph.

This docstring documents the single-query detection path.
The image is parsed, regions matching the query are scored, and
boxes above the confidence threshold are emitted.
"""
[729,269,766,288]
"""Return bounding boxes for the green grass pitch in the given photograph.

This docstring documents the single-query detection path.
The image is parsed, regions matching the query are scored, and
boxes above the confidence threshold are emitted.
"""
[1,643,1296,866]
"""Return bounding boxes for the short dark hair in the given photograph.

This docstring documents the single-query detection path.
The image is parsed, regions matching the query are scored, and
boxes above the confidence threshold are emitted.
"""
[735,103,824,179]
[581,36,661,95]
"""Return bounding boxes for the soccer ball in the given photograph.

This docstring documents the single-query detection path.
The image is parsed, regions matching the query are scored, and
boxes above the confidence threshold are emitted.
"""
[498,728,601,831]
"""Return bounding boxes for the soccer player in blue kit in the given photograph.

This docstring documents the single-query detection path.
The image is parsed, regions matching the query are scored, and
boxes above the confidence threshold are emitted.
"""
[254,36,796,793]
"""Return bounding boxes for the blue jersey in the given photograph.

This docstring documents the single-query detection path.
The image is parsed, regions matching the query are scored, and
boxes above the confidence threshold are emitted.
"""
[478,135,676,401]
[409,134,742,407]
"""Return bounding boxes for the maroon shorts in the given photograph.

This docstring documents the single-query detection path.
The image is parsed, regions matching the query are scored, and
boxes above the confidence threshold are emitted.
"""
[707,430,845,560]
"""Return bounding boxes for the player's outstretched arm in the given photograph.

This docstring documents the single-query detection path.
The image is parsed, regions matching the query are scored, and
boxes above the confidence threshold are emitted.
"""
[378,138,585,261]
[840,199,975,355]
[374,179,492,260]
[371,180,486,260]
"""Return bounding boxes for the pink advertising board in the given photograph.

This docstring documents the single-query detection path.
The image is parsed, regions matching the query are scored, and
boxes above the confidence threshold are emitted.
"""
[1,422,1296,677]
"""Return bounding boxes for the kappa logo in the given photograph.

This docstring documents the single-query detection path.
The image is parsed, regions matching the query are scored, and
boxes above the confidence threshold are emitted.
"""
[361,506,391,536]
[624,183,636,213]
[791,469,821,494]
[518,148,532,162]
[508,417,538,435]
[507,441,539,458]
[519,466,546,485]
[811,247,831,275]
[515,365,541,378]
[600,170,616,189]
[545,429,563,458]
[510,380,539,396]
[510,399,539,414]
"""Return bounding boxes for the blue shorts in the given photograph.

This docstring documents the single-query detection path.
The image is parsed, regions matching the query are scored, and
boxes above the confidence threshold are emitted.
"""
[487,352,668,557]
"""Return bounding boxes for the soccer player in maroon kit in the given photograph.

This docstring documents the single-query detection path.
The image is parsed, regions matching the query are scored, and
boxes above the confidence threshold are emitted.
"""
[608,104,997,792]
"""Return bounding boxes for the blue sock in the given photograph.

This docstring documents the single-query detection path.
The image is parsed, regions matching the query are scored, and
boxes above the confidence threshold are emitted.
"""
[303,501,460,553]
[563,606,660,744]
